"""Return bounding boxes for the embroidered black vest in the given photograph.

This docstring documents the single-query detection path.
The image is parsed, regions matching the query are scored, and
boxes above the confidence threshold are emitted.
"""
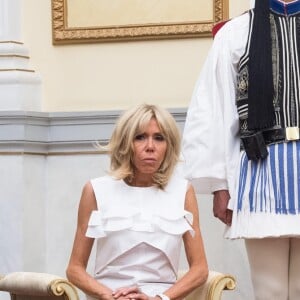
[236,5,300,152]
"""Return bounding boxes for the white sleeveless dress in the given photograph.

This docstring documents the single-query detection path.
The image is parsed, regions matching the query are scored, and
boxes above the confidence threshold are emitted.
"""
[86,174,194,299]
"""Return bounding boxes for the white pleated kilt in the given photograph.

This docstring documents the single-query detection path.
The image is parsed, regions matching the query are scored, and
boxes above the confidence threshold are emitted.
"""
[225,141,300,239]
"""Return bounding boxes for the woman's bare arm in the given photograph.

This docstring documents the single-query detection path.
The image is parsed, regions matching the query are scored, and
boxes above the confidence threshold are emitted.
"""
[162,184,208,300]
[66,182,114,300]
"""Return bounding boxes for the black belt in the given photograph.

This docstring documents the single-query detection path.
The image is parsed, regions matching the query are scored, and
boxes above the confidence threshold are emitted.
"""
[262,128,286,145]
[240,127,300,161]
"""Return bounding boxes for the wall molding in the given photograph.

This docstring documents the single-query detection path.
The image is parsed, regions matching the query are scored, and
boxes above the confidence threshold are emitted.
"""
[0,108,187,155]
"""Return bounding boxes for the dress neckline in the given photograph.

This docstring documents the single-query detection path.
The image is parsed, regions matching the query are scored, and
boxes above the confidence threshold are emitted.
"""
[121,179,156,190]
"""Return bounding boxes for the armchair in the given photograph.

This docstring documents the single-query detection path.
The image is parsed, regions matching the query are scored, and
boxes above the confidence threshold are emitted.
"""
[181,270,236,300]
[0,270,235,300]
[0,272,79,300]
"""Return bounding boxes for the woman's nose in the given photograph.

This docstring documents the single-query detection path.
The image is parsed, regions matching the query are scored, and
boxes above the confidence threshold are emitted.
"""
[146,138,154,150]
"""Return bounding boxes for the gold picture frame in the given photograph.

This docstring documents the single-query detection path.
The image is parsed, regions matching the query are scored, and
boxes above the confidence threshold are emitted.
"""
[52,0,229,44]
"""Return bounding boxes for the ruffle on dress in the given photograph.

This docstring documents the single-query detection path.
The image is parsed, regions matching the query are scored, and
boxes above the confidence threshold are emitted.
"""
[86,209,194,238]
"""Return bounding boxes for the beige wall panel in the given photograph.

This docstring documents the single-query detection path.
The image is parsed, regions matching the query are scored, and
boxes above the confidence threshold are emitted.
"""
[68,0,212,27]
[230,0,250,17]
[22,0,250,112]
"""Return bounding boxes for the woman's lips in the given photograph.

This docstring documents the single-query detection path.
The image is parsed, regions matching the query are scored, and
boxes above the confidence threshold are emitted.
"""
[143,158,156,162]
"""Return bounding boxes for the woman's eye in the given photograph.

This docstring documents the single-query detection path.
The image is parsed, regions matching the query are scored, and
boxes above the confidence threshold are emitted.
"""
[154,134,165,141]
[135,134,145,140]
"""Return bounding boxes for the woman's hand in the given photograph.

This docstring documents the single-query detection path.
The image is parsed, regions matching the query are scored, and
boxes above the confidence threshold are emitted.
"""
[112,286,157,300]
[112,286,138,299]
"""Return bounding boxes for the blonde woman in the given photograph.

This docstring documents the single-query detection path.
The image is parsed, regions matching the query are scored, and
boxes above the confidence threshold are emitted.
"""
[66,104,208,300]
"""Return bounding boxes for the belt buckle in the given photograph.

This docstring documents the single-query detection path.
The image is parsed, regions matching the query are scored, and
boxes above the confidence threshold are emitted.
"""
[286,127,299,141]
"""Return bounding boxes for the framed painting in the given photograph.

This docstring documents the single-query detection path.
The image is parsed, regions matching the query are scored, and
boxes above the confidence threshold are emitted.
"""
[52,0,229,44]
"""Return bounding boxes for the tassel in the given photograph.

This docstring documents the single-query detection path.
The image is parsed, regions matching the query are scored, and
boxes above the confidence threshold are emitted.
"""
[248,0,275,130]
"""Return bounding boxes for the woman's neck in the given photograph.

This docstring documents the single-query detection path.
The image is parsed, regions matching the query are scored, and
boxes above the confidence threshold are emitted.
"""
[131,178,153,187]
[126,174,154,187]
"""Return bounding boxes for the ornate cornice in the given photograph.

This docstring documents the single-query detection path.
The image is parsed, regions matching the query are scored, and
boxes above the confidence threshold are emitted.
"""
[52,0,229,44]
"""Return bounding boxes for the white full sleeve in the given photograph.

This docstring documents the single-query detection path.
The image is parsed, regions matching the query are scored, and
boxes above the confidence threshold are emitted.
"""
[182,14,249,198]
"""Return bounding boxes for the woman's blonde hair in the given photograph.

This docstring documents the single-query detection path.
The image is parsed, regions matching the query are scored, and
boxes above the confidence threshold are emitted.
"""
[106,104,181,189]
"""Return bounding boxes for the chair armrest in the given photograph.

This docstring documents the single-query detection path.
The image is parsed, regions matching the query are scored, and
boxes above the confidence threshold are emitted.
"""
[179,270,236,300]
[0,272,79,299]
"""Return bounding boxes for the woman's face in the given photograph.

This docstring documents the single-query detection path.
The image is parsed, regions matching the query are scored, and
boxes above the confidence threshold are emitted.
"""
[132,118,167,181]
